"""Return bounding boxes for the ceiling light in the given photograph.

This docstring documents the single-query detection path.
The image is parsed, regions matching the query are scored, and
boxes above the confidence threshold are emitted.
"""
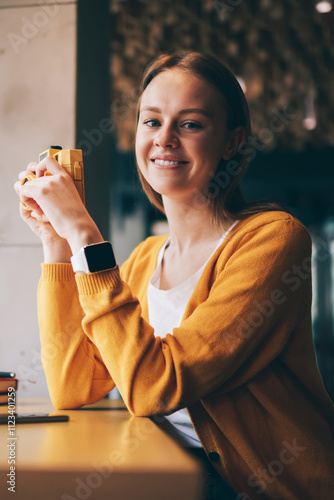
[315,1,332,13]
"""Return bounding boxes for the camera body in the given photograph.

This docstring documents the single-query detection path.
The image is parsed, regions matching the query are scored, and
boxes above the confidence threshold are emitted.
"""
[21,146,85,209]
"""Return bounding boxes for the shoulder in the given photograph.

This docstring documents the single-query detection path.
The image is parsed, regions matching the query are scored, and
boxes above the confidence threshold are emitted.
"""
[217,211,312,269]
[230,211,311,246]
[237,210,308,233]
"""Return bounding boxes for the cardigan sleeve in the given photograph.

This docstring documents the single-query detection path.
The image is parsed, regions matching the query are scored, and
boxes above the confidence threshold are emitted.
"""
[38,264,116,408]
[72,217,312,416]
[37,251,141,409]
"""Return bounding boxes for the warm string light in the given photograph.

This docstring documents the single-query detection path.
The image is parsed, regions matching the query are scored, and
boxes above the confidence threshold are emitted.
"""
[110,0,334,151]
[315,1,333,13]
[303,85,317,131]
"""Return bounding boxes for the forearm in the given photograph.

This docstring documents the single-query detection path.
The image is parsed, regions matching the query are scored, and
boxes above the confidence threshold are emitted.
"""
[38,264,114,408]
[42,223,104,264]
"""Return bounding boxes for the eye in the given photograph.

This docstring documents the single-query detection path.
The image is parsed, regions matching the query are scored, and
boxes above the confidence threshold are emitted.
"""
[181,121,202,130]
[143,119,160,127]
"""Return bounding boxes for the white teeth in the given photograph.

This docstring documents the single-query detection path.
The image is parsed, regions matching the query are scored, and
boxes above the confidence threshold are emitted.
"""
[154,159,181,166]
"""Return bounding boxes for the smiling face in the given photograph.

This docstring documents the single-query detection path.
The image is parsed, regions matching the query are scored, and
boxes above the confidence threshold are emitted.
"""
[135,68,235,204]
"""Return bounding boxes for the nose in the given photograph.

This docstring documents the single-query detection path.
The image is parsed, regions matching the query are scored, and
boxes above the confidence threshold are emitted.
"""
[153,124,179,148]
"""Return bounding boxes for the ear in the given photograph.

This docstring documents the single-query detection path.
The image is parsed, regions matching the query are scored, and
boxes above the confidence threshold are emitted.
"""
[222,126,246,160]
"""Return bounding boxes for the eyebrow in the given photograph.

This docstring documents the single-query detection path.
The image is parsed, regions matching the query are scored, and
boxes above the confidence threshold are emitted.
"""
[139,106,212,118]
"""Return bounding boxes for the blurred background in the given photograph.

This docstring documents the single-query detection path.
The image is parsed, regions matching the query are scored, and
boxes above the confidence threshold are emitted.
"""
[0,0,333,400]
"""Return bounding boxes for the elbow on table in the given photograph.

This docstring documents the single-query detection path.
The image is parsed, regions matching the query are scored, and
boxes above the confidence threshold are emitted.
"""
[50,391,85,410]
[48,382,91,410]
[49,382,115,410]
[124,392,178,418]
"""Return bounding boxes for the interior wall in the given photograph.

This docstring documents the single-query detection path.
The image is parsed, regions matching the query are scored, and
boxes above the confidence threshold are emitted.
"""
[0,0,77,397]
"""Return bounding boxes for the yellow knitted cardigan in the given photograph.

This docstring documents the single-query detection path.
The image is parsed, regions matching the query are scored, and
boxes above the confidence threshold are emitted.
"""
[38,211,334,499]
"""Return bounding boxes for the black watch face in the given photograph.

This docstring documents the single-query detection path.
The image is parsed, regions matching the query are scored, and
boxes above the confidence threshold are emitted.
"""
[84,243,116,273]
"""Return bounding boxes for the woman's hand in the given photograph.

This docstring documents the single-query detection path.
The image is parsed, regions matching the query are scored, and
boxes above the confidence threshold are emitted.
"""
[14,162,71,262]
[14,157,103,260]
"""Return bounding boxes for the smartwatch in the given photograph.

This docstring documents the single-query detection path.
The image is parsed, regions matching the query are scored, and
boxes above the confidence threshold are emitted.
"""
[71,241,117,274]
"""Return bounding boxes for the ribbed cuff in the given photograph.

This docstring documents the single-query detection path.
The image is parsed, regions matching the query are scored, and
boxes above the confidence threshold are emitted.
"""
[40,263,75,281]
[75,265,123,295]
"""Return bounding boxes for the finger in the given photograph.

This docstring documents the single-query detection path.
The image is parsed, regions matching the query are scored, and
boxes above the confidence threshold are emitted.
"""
[19,204,48,224]
[30,211,49,222]
[35,155,66,178]
[14,180,22,196]
[27,162,38,172]
[14,179,39,205]
[18,185,43,213]
[19,176,51,216]
[16,163,38,185]
[20,198,42,213]
[15,176,38,211]
[18,169,36,182]
[19,200,36,221]
[20,203,35,222]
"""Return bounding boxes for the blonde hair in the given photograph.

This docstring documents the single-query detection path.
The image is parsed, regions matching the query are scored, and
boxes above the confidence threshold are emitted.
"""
[136,50,287,220]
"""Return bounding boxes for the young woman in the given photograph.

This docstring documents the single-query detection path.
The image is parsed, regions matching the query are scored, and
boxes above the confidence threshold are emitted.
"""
[15,50,334,500]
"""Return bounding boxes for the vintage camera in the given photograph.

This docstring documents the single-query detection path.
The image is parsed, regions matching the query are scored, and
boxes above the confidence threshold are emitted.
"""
[21,146,85,209]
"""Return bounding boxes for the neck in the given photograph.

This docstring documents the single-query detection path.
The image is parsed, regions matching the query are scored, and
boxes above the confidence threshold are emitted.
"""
[162,195,232,254]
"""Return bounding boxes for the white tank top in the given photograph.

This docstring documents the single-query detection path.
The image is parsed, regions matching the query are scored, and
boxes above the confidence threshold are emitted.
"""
[147,221,238,447]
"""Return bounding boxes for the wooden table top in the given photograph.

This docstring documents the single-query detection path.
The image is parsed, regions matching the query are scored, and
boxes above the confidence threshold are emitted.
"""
[0,397,202,500]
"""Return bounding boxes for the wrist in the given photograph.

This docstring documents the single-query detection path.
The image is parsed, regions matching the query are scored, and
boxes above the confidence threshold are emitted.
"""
[43,238,72,264]
[68,226,104,256]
